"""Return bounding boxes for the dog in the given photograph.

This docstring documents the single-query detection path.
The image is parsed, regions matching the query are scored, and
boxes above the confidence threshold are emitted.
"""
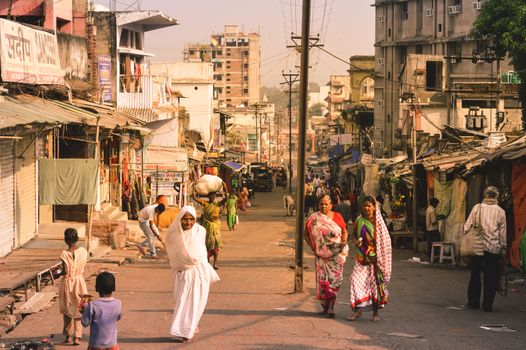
[283,194,296,216]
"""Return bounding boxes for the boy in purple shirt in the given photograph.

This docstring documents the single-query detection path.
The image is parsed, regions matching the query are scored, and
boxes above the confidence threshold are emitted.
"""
[81,272,121,350]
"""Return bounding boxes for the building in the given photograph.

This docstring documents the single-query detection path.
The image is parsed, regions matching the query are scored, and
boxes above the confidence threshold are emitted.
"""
[185,25,261,109]
[346,55,375,141]
[308,85,330,110]
[0,0,88,36]
[149,61,215,147]
[374,0,521,155]
[90,8,179,121]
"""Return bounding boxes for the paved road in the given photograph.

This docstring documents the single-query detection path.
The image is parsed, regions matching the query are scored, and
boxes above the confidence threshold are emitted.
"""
[3,187,526,349]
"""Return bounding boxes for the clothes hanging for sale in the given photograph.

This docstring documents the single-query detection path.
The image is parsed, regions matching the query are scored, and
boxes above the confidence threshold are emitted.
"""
[38,159,99,205]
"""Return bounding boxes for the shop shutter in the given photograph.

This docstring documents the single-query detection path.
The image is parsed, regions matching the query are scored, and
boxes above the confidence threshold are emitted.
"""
[15,140,37,246]
[0,140,15,257]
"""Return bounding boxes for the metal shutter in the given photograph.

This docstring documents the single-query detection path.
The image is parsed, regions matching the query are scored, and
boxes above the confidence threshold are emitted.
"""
[15,140,37,246]
[0,140,15,257]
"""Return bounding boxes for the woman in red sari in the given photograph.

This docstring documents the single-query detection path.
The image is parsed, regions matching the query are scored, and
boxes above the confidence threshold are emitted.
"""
[305,195,349,318]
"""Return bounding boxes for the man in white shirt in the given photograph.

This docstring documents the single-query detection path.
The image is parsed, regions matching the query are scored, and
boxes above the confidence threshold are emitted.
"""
[465,186,507,312]
[426,198,440,258]
[137,203,165,259]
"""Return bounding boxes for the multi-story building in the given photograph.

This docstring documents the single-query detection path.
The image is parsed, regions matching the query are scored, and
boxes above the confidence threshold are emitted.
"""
[374,0,521,155]
[185,25,261,109]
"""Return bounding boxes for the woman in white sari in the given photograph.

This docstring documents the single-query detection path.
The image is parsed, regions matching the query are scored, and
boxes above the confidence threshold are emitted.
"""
[166,206,220,343]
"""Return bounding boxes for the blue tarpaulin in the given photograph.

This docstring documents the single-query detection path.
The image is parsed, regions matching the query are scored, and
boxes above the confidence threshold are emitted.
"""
[223,161,245,172]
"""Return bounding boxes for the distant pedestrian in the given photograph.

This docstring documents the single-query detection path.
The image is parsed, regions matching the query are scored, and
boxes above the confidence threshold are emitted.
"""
[226,192,238,230]
[304,195,349,318]
[193,185,229,269]
[426,198,441,258]
[59,228,88,346]
[465,186,507,312]
[81,272,121,350]
[348,196,392,322]
[166,206,219,343]
[136,203,166,259]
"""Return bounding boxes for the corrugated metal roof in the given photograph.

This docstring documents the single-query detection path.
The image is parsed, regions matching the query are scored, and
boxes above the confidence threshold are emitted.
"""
[0,95,97,130]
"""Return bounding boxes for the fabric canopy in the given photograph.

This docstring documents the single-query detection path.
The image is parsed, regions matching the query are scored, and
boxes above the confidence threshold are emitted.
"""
[222,161,245,172]
[39,159,99,205]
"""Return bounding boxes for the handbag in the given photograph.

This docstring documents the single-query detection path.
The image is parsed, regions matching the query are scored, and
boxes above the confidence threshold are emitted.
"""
[460,206,484,257]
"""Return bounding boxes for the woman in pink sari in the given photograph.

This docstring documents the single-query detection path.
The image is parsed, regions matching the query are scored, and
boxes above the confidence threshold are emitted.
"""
[305,195,349,318]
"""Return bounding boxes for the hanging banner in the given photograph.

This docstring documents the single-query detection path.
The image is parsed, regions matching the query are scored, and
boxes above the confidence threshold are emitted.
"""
[98,55,112,101]
[0,19,64,84]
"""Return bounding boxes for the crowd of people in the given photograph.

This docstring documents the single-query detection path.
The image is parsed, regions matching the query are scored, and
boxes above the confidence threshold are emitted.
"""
[55,163,507,346]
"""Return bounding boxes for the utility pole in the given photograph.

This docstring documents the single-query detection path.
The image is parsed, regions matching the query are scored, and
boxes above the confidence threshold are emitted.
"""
[280,71,299,192]
[252,103,263,162]
[293,0,313,293]
[267,113,271,163]
[410,104,418,252]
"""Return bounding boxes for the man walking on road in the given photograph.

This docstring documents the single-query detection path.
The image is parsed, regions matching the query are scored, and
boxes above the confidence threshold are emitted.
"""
[137,203,165,259]
[465,186,506,312]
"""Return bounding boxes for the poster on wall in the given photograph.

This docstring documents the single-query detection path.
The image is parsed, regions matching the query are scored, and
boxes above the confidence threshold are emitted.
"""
[98,55,112,102]
[0,19,64,84]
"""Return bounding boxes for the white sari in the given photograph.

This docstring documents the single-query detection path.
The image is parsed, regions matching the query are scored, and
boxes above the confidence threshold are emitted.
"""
[166,206,219,339]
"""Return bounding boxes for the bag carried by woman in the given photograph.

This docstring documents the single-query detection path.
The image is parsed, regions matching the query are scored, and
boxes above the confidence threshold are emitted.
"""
[460,206,484,257]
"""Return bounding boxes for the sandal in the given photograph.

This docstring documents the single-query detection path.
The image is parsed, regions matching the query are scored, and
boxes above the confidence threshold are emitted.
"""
[73,337,81,345]
[347,310,362,321]
[63,336,72,344]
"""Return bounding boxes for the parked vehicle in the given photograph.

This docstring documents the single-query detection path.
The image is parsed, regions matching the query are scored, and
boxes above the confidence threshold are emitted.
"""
[253,167,274,192]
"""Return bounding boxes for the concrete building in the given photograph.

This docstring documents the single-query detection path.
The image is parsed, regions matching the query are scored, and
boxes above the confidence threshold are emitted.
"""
[0,0,87,36]
[149,62,215,147]
[90,8,179,121]
[346,55,375,139]
[308,85,330,110]
[374,0,521,155]
[185,25,261,109]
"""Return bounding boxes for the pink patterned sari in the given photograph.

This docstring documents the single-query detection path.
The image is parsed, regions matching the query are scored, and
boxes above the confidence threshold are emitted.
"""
[306,212,349,300]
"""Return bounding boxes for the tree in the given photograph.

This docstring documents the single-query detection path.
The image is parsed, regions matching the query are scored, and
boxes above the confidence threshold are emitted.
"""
[307,102,325,117]
[471,0,526,129]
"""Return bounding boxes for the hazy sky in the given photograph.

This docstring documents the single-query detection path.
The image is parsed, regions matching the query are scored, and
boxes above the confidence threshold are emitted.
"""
[98,1,375,87]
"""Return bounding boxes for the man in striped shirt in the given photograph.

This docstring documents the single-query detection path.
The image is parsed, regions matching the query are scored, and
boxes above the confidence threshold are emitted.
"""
[465,186,507,312]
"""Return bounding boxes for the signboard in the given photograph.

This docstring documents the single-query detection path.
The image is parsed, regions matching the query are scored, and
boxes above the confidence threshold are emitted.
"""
[0,19,64,84]
[329,133,353,146]
[145,146,188,172]
[98,55,112,102]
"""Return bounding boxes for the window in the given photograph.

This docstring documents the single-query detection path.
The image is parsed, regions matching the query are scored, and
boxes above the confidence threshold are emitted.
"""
[426,61,443,91]
[226,78,231,82]
[399,46,407,64]
[215,62,223,69]
[401,2,409,20]
[388,28,392,37]
[416,45,423,54]
[243,50,249,56]
[216,50,222,56]
[244,76,249,81]
[438,23,442,32]
[120,29,130,47]
[243,88,249,94]
[462,100,496,109]
[227,66,231,69]
[134,32,142,50]
[243,63,249,68]
[214,74,222,81]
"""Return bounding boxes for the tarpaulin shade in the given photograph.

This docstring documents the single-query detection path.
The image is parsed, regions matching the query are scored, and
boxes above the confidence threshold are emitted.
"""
[38,159,99,205]
[222,161,245,172]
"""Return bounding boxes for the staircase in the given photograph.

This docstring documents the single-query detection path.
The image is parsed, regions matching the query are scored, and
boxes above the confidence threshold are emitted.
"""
[94,203,144,246]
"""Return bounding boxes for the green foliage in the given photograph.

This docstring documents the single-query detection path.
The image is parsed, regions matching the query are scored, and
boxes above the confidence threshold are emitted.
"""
[471,0,526,128]
[307,102,325,117]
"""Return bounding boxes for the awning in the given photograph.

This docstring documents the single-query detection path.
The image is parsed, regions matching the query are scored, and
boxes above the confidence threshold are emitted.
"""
[222,161,245,172]
[144,146,188,172]
[0,94,98,130]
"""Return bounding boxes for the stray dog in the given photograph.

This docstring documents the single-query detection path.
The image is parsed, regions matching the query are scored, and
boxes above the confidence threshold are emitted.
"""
[283,194,296,216]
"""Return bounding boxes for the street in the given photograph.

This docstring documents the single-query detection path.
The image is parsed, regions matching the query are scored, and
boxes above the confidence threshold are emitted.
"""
[3,188,526,350]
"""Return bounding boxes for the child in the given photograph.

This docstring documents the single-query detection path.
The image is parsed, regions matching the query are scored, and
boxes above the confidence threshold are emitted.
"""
[81,272,122,350]
[59,228,88,346]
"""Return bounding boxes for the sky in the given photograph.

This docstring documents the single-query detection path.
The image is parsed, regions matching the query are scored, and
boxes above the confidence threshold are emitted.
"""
[97,0,375,87]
